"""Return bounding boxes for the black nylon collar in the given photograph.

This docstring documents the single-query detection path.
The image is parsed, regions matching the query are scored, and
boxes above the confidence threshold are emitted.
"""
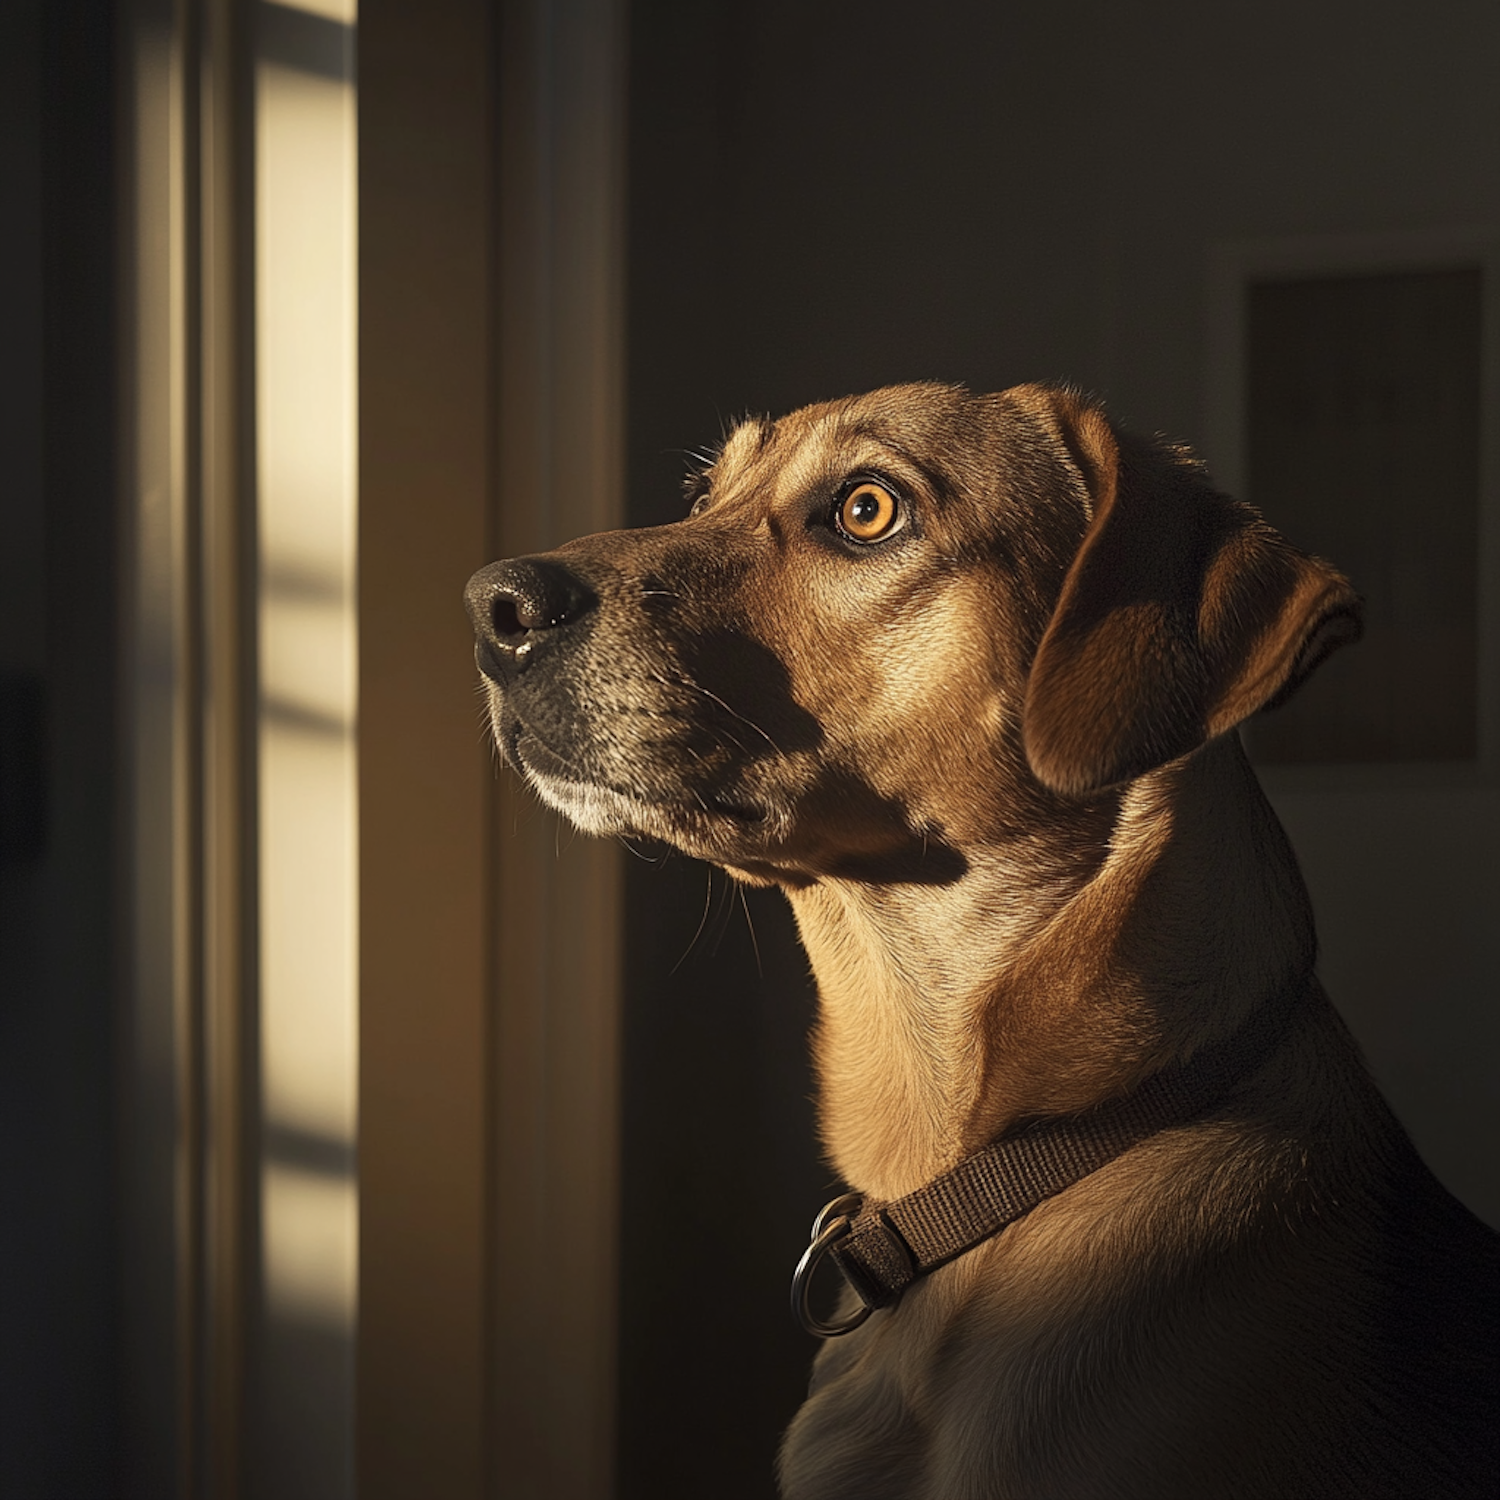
[793,981,1304,1336]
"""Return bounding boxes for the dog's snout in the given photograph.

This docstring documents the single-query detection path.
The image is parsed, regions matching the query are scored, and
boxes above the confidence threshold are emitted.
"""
[465,556,598,681]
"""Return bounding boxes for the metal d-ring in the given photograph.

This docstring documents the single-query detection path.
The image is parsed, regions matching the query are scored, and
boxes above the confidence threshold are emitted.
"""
[791,1192,874,1338]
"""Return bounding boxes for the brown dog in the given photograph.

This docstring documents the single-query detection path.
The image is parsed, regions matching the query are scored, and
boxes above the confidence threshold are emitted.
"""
[465,383,1498,1498]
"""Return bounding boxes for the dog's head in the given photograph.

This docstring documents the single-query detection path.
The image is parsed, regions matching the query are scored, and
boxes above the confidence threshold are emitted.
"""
[465,383,1360,886]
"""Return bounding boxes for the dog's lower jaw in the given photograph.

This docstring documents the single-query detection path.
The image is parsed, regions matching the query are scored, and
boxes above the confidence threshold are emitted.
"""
[518,768,638,840]
[512,745,806,883]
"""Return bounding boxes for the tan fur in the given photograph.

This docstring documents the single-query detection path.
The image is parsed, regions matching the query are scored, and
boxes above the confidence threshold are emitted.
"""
[465,382,1498,1498]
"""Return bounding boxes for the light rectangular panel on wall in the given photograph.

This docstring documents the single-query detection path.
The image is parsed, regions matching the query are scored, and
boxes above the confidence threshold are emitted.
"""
[1244,267,1482,764]
[254,1,358,1495]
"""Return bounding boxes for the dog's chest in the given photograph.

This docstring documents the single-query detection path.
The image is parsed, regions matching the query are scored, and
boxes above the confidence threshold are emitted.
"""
[778,1251,1075,1500]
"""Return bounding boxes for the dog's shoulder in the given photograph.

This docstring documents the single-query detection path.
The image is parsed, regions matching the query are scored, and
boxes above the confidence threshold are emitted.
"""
[782,993,1499,1500]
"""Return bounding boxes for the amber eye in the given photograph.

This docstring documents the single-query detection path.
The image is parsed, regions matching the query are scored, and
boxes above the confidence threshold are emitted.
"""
[837,481,900,542]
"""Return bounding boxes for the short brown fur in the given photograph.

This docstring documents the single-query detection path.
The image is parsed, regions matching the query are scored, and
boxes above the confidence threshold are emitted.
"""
[465,383,1497,1498]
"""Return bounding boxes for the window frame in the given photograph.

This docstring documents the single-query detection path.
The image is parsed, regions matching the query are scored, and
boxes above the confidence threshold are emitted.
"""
[1204,228,1500,792]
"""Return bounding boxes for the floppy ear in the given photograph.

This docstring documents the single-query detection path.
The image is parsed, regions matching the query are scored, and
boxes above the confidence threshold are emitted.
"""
[1022,397,1362,798]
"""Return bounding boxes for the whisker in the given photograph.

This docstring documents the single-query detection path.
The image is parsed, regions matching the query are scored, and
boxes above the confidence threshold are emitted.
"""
[738,884,763,978]
[649,668,784,756]
[687,681,785,754]
[671,866,719,974]
[618,835,661,863]
[707,869,741,958]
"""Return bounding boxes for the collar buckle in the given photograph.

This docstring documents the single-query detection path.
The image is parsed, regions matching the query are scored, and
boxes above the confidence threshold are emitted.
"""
[791,1192,874,1338]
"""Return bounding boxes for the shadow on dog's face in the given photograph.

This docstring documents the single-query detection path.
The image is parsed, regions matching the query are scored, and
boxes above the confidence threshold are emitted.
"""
[465,383,1101,888]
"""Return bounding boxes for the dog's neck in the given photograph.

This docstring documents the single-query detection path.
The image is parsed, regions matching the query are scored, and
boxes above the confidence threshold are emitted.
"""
[783,736,1316,1200]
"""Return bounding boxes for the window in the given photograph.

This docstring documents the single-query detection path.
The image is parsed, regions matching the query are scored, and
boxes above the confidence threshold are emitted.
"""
[1205,231,1500,780]
[1245,267,1481,764]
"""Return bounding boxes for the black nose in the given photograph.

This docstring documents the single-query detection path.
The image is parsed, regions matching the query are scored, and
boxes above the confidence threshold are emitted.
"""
[464,556,599,682]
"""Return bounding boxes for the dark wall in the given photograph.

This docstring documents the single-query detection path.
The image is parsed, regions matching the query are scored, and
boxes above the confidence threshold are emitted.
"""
[630,0,1499,455]
[623,2,1499,1495]
[0,1,121,1495]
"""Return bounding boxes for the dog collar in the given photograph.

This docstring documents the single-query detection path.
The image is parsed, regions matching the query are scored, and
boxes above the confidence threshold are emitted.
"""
[792,984,1303,1337]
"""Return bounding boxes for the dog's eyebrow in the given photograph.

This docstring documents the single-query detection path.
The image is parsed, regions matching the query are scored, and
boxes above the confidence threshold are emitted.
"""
[843,432,954,505]
[723,415,774,459]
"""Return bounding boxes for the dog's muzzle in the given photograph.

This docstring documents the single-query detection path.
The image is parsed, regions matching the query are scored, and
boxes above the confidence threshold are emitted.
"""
[464,556,599,685]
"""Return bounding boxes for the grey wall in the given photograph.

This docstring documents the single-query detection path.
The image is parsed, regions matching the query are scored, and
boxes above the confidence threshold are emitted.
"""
[624,2,1499,1495]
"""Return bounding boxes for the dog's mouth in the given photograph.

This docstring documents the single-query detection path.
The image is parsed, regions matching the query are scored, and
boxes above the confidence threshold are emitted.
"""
[497,702,968,889]
[704,793,768,826]
[506,714,771,835]
[503,716,581,783]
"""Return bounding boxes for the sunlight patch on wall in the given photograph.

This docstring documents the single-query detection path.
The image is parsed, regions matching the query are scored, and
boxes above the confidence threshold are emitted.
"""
[255,0,357,1397]
[263,1161,358,1323]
